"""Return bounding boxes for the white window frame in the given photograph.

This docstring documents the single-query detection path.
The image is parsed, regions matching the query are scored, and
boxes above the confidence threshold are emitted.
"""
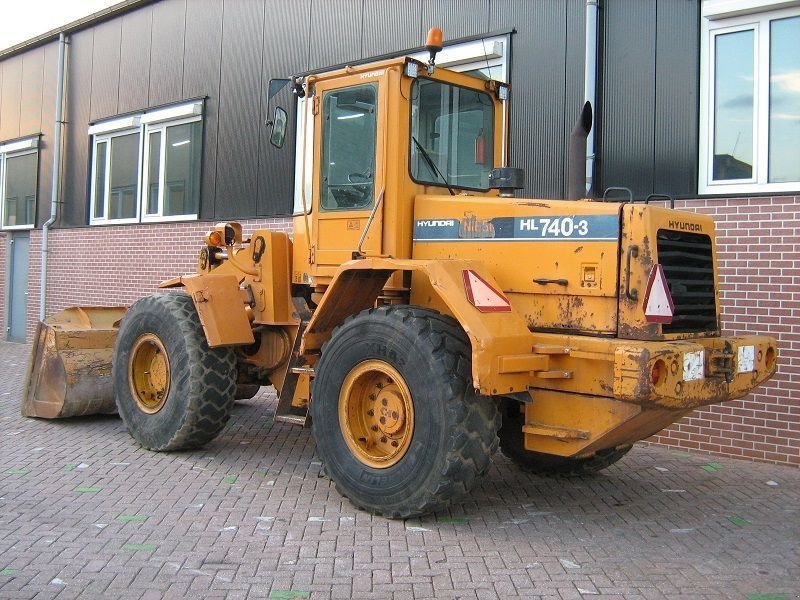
[88,101,203,225]
[410,35,510,83]
[141,114,202,223]
[89,126,143,225]
[0,137,39,231]
[699,1,800,194]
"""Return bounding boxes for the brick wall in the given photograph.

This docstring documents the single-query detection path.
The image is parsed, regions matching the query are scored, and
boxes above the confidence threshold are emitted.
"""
[7,196,799,466]
[649,195,800,466]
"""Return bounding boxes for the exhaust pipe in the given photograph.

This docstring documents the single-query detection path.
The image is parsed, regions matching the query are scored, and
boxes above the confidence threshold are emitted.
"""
[567,101,593,200]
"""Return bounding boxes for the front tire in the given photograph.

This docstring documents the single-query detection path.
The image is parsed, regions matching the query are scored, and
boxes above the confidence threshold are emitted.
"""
[311,306,500,519]
[113,294,237,451]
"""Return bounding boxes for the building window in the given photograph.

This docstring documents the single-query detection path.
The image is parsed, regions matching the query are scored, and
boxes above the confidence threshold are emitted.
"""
[0,137,39,229]
[89,101,203,224]
[700,2,800,194]
[91,122,141,223]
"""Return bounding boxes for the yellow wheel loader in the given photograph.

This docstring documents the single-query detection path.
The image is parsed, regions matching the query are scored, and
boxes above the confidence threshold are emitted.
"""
[23,30,777,518]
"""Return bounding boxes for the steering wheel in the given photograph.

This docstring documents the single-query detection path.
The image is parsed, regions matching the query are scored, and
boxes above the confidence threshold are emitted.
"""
[348,171,372,183]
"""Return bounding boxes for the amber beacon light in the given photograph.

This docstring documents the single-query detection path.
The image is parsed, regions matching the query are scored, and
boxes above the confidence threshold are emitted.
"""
[425,27,443,72]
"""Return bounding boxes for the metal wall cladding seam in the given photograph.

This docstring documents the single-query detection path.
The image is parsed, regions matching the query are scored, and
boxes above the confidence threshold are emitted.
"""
[20,47,45,136]
[183,0,223,221]
[89,19,122,121]
[423,0,490,40]
[0,55,22,141]
[308,0,363,71]
[61,31,94,227]
[215,0,265,219]
[654,0,699,196]
[490,0,572,199]
[599,0,657,199]
[118,8,153,114]
[148,0,186,107]
[257,0,311,217]
[362,0,424,57]
[563,0,587,198]
[36,42,59,227]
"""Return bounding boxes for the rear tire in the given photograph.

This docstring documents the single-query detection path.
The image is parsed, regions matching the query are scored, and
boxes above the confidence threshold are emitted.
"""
[311,305,500,519]
[499,401,631,475]
[113,294,237,451]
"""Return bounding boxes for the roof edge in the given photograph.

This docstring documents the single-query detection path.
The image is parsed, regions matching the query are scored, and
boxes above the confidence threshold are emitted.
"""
[0,0,158,60]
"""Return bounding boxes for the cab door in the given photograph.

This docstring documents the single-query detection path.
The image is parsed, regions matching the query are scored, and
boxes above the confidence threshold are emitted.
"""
[311,77,385,279]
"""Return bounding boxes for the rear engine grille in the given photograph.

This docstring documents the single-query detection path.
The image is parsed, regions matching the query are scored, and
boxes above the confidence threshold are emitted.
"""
[656,229,717,334]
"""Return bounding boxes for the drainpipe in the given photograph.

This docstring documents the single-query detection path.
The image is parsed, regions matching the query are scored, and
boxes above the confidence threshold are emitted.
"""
[40,33,67,321]
[584,0,600,196]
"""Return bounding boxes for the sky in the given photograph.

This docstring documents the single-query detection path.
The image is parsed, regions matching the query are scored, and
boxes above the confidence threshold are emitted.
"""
[0,0,119,51]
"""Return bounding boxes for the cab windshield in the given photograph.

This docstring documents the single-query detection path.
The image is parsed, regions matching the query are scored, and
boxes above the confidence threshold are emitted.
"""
[410,79,494,191]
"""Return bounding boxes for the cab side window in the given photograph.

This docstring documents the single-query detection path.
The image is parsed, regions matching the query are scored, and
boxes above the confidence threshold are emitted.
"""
[320,84,377,210]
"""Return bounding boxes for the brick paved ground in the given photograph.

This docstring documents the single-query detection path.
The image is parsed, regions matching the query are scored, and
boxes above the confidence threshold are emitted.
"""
[1,340,799,600]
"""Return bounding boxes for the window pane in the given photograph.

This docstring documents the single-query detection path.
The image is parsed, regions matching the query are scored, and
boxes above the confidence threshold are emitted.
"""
[410,79,494,190]
[320,85,377,211]
[713,29,754,181]
[3,153,37,227]
[146,131,161,215]
[164,121,201,216]
[769,16,800,183]
[109,133,139,219]
[93,141,107,219]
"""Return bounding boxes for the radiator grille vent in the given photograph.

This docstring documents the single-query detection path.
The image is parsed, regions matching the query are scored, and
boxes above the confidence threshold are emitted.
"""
[656,229,717,334]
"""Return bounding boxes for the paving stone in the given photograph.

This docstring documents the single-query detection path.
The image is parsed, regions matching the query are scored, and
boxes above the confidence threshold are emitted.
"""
[1,340,799,599]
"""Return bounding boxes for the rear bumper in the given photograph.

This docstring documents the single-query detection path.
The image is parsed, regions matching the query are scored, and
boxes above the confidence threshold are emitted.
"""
[613,335,777,409]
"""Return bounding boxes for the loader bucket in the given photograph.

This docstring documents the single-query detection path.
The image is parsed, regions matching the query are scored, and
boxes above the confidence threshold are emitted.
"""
[22,307,128,419]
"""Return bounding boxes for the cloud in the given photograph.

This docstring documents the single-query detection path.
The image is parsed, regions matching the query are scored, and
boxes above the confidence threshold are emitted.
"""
[771,70,800,95]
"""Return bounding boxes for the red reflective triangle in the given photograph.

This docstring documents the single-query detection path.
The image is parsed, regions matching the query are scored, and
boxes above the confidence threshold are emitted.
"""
[642,264,675,323]
[462,269,511,313]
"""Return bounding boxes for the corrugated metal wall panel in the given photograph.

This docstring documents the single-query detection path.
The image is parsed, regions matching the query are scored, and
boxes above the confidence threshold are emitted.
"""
[118,8,152,114]
[0,56,22,141]
[148,0,186,107]
[362,0,423,57]
[308,0,363,70]
[20,47,45,136]
[215,0,265,219]
[184,0,223,221]
[423,0,490,40]
[654,0,699,196]
[599,0,657,198]
[0,0,704,225]
[90,20,122,121]
[491,0,573,199]
[257,0,312,217]
[36,42,59,227]
[61,31,94,227]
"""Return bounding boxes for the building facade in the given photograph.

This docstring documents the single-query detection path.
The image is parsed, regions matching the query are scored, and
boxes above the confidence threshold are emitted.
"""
[0,0,798,465]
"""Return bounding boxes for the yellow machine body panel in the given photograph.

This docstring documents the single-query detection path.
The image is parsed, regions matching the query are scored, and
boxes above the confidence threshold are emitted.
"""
[411,195,622,334]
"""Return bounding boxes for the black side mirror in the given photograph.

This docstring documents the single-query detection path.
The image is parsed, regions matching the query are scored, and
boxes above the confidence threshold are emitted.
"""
[269,107,288,149]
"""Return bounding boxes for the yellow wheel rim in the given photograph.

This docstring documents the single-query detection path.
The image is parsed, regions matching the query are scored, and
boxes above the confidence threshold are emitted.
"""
[129,333,170,414]
[338,360,414,469]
